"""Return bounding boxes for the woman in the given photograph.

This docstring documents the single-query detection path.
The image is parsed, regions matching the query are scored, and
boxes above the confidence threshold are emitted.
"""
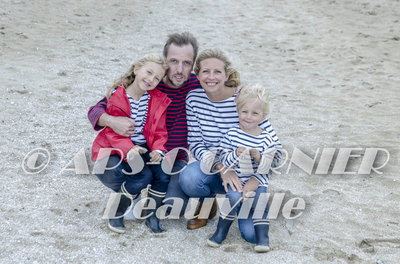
[179,48,282,244]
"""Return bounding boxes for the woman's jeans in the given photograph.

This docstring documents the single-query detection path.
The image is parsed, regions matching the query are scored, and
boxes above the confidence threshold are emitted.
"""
[179,161,225,199]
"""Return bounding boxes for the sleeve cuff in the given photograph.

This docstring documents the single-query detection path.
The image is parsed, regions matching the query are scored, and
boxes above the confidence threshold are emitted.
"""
[154,149,166,157]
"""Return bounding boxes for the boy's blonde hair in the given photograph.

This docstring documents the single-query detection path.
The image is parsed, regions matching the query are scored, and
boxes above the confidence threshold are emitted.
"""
[236,84,270,117]
[106,54,168,99]
[194,49,240,88]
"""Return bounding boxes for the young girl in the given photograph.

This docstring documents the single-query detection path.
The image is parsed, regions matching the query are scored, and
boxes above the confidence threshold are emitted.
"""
[91,54,171,234]
[206,84,281,253]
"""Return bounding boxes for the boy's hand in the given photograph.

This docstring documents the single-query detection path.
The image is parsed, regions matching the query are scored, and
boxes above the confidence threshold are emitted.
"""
[236,147,247,157]
[242,177,259,199]
[149,151,162,163]
[249,149,262,163]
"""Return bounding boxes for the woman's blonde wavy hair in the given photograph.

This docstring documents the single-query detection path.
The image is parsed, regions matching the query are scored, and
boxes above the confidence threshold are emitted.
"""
[194,49,240,88]
[106,54,168,99]
[236,84,270,117]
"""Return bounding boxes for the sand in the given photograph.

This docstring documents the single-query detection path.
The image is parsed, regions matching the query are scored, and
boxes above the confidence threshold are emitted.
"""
[1,0,399,263]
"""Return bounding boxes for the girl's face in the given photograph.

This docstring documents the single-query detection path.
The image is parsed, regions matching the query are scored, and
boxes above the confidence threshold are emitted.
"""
[134,62,165,91]
[197,58,228,95]
[238,98,265,132]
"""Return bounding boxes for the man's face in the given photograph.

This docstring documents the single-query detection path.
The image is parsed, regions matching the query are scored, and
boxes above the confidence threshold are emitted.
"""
[164,43,194,88]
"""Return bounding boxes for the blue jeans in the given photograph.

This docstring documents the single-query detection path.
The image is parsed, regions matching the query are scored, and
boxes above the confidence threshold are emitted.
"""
[161,160,190,216]
[179,161,225,199]
[95,154,153,195]
[224,185,269,243]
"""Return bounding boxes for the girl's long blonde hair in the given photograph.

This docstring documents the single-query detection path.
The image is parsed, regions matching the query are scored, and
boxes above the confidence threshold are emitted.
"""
[106,54,168,99]
[194,49,240,88]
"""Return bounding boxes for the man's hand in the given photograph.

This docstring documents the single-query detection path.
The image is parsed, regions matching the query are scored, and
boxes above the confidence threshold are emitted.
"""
[221,168,243,192]
[99,113,135,137]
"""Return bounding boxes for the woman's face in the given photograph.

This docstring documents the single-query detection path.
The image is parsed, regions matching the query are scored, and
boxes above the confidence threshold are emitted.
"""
[197,58,228,95]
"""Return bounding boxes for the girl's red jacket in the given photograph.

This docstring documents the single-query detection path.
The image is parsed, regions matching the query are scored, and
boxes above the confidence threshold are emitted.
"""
[91,85,171,162]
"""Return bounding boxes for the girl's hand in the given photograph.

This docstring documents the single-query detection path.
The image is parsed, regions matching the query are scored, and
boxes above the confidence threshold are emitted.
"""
[249,149,262,163]
[149,151,162,163]
[221,168,243,192]
[242,177,259,199]
[127,145,147,159]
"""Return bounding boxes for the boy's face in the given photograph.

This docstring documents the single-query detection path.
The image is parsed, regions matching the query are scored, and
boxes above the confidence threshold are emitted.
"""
[164,43,194,88]
[238,98,265,132]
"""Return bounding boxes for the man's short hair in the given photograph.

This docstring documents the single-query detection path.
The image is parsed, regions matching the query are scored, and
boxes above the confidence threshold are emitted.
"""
[163,32,199,61]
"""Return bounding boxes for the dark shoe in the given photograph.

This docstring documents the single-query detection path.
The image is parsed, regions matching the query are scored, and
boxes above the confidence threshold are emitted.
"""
[187,218,208,230]
[187,198,217,230]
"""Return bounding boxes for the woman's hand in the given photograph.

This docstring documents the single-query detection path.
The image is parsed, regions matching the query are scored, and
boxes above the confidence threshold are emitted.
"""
[242,177,259,199]
[149,151,162,163]
[234,85,245,102]
[221,168,243,193]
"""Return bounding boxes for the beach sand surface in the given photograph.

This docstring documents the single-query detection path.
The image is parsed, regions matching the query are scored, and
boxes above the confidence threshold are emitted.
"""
[1,0,399,263]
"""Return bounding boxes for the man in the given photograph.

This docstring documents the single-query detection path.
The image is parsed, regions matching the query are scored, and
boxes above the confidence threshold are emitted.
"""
[88,32,216,230]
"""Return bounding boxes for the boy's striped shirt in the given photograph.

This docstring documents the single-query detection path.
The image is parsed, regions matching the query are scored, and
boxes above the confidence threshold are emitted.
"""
[220,126,280,186]
[186,88,282,165]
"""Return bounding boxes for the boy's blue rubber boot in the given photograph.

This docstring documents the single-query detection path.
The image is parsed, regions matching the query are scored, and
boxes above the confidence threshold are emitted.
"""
[206,216,234,247]
[254,222,270,253]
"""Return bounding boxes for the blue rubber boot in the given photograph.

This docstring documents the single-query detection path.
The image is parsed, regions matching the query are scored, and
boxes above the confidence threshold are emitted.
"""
[107,193,132,234]
[254,220,270,253]
[206,215,234,247]
[145,188,165,233]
